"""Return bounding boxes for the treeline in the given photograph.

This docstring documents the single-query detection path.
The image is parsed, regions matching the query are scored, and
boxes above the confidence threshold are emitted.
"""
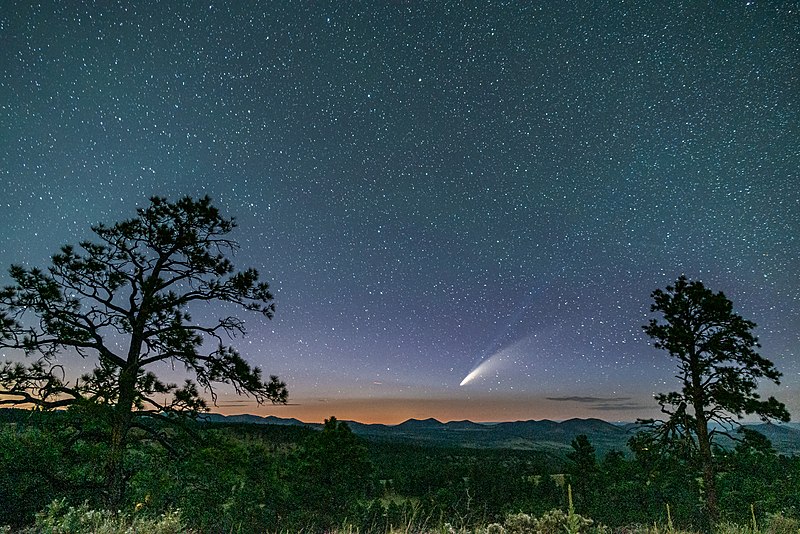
[1,408,798,533]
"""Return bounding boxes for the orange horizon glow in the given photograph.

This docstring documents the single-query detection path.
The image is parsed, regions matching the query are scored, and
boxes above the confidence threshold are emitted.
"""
[209,385,800,425]
[211,394,663,425]
[5,386,798,426]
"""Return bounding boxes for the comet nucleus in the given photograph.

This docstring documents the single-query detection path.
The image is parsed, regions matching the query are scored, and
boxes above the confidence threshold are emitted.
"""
[459,366,484,386]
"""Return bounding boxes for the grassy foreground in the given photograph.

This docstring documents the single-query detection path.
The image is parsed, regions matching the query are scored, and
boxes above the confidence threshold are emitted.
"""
[4,494,798,534]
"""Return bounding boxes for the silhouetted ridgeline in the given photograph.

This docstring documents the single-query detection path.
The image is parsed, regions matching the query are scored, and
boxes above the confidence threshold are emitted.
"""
[198,412,800,455]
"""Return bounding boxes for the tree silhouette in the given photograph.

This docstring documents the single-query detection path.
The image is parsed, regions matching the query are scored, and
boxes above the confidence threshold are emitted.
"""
[292,417,374,529]
[0,196,287,504]
[642,275,789,523]
[566,434,598,513]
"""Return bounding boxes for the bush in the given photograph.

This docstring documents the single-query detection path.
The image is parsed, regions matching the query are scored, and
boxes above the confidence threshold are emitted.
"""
[763,513,800,534]
[715,512,800,534]
[715,522,757,534]
[22,499,188,534]
[503,512,535,533]
[502,509,609,534]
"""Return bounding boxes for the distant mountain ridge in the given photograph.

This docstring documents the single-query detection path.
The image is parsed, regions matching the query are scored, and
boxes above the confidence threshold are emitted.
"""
[199,413,800,455]
[2,408,797,455]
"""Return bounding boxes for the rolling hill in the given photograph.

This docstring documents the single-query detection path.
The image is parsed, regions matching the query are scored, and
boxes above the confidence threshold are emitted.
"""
[199,413,800,455]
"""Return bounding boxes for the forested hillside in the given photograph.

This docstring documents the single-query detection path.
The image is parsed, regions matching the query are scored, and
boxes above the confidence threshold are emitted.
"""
[2,409,798,533]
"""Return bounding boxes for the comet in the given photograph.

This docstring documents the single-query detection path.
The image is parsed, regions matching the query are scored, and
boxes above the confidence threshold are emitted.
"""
[458,335,533,387]
[459,365,486,386]
[458,350,506,386]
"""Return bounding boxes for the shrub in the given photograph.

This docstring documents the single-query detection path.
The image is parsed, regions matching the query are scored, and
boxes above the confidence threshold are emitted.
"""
[23,499,188,534]
[503,512,535,533]
[503,509,609,534]
[763,513,800,534]
[715,522,757,534]
[715,512,800,534]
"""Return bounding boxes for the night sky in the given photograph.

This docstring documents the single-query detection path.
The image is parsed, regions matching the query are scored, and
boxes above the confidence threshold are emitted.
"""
[1,2,798,424]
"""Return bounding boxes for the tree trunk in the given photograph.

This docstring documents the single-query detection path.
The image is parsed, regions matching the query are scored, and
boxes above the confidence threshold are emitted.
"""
[695,414,719,523]
[691,357,719,524]
[105,367,137,507]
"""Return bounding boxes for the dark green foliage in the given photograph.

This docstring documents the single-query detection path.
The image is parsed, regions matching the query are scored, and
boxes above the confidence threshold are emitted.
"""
[287,417,375,530]
[0,424,63,527]
[365,440,563,528]
[0,410,106,527]
[156,432,284,531]
[626,431,706,528]
[717,429,800,524]
[592,449,643,524]
[2,409,799,532]
[566,435,598,513]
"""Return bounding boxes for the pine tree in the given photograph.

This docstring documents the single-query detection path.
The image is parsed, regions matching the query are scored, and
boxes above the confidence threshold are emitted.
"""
[0,196,287,504]
[642,275,789,522]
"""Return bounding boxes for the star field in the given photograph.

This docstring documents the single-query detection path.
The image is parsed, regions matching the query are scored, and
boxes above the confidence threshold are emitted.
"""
[1,1,798,423]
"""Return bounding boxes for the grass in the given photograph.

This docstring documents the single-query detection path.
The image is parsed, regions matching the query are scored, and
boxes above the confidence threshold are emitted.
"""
[2,492,798,534]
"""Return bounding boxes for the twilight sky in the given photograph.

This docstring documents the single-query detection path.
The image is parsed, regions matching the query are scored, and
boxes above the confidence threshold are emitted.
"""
[1,1,798,424]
